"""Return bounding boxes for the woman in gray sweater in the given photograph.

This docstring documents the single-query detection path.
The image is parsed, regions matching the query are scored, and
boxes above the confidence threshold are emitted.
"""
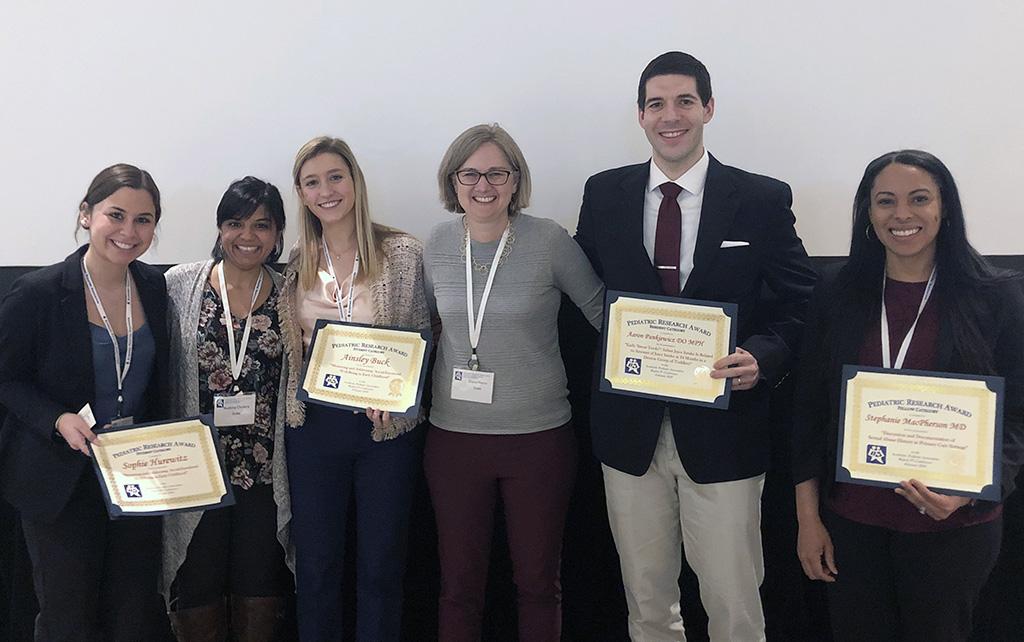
[163,177,294,641]
[423,124,605,642]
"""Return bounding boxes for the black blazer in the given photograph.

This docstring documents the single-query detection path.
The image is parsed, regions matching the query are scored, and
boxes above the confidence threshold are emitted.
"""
[790,265,1024,501]
[0,246,169,522]
[576,155,817,481]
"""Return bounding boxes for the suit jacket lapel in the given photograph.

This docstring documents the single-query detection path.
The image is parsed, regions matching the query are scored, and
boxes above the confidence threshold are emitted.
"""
[619,162,662,294]
[682,155,739,298]
[59,248,95,399]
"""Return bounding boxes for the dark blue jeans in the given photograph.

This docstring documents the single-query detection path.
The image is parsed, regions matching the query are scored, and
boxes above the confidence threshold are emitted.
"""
[285,404,422,642]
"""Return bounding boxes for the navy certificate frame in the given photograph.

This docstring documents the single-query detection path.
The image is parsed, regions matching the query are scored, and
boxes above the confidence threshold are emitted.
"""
[599,290,738,410]
[297,319,432,418]
[836,365,1004,501]
[89,415,235,519]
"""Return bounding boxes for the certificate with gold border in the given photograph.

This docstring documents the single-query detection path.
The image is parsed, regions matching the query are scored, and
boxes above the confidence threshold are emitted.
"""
[599,290,737,409]
[297,320,431,416]
[837,366,1004,500]
[89,417,234,518]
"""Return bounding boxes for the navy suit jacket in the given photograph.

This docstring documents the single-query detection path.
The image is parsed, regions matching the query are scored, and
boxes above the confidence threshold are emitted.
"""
[576,155,816,482]
[0,246,168,521]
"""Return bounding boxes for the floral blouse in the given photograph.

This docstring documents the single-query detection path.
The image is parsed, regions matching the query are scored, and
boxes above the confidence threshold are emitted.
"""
[196,282,282,489]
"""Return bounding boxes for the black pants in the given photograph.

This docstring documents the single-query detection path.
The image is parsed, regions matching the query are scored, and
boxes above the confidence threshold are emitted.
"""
[824,510,1001,642]
[21,469,170,642]
[971,478,1024,640]
[171,483,293,608]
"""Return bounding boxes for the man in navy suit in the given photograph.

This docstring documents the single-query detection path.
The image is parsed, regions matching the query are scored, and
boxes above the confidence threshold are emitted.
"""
[575,51,816,641]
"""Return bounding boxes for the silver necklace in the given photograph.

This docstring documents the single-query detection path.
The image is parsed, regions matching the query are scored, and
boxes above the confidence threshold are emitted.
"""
[461,217,515,273]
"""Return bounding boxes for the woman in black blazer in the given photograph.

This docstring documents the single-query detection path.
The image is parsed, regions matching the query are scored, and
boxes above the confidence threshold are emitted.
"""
[0,164,172,641]
[791,150,1024,642]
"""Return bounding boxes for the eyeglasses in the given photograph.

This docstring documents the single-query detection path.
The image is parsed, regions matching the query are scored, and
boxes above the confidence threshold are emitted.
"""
[453,169,516,186]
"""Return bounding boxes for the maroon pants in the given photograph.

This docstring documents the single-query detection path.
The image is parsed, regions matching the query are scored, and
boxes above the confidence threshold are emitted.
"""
[424,423,577,642]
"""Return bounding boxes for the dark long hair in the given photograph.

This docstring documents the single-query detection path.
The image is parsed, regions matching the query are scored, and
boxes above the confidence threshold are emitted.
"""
[833,149,1009,374]
[211,176,286,264]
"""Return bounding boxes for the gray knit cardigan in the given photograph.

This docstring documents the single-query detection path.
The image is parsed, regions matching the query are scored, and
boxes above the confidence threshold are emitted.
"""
[160,260,294,602]
[279,231,431,439]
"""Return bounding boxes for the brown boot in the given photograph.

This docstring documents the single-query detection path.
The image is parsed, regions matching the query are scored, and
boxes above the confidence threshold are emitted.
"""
[169,600,228,642]
[230,595,287,642]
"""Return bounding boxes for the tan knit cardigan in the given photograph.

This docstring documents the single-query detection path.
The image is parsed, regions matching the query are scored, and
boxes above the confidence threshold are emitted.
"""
[278,232,430,440]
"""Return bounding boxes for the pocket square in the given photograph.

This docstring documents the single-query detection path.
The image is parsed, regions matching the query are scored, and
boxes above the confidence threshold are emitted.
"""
[720,240,750,248]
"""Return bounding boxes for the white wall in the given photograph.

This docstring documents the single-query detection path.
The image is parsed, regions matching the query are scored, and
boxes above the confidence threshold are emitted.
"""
[2,0,1021,265]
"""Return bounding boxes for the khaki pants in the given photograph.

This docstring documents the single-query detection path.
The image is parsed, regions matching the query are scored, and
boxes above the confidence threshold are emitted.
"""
[603,415,766,642]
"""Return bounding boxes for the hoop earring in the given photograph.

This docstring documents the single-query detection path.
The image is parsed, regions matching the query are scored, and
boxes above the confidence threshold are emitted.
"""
[864,224,875,240]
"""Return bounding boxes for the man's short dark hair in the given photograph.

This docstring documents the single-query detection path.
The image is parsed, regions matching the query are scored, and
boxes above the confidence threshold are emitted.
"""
[637,51,712,109]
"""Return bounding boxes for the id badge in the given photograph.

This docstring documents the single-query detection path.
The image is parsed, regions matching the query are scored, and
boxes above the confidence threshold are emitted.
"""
[78,403,97,428]
[450,368,494,404]
[214,392,257,427]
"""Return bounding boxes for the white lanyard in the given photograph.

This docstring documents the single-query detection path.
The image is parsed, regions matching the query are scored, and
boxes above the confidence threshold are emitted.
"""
[322,237,360,322]
[881,267,936,369]
[465,224,510,370]
[217,262,265,383]
[81,257,133,414]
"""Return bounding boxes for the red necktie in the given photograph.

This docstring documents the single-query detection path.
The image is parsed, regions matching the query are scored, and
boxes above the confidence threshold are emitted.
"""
[654,182,683,295]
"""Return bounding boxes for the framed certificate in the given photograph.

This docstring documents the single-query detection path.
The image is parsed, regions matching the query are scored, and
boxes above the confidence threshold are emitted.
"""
[297,320,432,416]
[837,365,1004,500]
[89,416,234,518]
[599,290,737,409]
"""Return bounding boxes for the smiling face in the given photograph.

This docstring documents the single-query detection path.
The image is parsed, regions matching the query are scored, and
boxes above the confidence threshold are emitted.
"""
[869,163,943,277]
[454,142,518,225]
[218,205,278,271]
[638,74,714,179]
[80,187,157,267]
[298,152,356,228]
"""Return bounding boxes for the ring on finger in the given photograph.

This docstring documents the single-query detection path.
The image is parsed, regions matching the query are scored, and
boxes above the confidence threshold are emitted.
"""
[918,505,927,515]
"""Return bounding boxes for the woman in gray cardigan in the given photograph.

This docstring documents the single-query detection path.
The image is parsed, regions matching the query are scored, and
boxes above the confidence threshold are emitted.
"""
[163,177,294,641]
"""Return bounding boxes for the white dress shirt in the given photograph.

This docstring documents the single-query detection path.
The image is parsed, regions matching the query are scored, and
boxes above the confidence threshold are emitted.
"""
[643,149,709,293]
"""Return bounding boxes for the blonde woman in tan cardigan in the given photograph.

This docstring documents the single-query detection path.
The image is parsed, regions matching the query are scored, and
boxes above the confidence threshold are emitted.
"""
[278,136,430,642]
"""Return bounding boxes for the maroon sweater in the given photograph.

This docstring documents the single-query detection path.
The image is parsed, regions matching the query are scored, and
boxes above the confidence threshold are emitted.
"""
[827,278,1000,532]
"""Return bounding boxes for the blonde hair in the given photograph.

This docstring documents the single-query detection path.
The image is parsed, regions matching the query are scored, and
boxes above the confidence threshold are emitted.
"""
[292,136,391,291]
[437,123,531,215]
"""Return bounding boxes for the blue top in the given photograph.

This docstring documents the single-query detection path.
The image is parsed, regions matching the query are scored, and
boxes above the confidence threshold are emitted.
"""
[90,322,155,426]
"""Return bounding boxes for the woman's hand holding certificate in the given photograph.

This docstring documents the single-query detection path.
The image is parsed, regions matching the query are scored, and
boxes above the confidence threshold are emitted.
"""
[89,417,233,517]
[837,366,1004,501]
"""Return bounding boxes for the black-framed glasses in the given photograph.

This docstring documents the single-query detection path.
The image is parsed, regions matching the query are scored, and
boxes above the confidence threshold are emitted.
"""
[453,169,516,186]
